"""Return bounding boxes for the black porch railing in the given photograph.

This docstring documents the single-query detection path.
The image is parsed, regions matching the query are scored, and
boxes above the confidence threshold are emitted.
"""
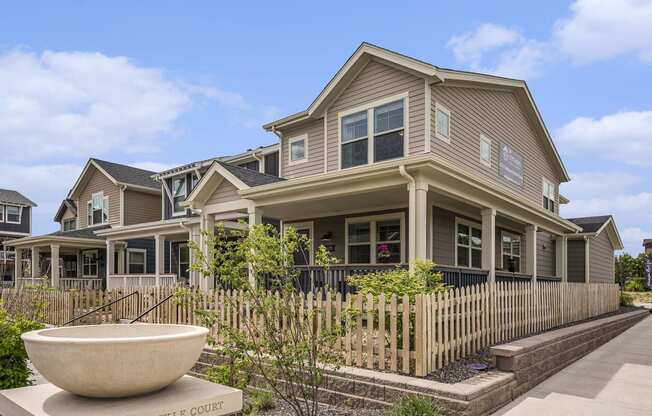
[435,265,489,287]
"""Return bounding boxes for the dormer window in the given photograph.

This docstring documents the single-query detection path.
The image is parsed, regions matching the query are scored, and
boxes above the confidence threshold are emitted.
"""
[63,218,76,232]
[87,192,108,226]
[172,177,187,215]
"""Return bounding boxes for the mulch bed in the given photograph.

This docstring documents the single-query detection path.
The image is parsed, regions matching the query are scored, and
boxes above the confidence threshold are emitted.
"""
[243,392,385,416]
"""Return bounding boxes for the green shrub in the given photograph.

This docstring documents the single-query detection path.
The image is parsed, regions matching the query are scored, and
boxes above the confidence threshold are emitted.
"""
[624,278,647,292]
[386,396,443,416]
[245,390,276,414]
[620,292,634,307]
[0,303,43,389]
[204,360,250,391]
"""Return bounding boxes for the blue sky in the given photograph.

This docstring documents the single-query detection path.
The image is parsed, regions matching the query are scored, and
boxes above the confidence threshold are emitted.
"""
[1,0,650,254]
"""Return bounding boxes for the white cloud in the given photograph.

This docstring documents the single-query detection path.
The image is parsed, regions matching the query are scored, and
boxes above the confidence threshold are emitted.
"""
[553,0,652,64]
[447,23,521,67]
[555,111,652,166]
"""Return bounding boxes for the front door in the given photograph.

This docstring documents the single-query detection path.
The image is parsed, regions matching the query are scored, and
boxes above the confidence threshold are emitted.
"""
[178,244,190,285]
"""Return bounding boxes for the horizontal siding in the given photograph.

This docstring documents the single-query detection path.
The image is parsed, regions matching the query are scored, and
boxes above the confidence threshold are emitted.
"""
[326,61,425,172]
[567,239,586,283]
[589,231,615,283]
[0,206,30,234]
[430,85,561,212]
[124,190,161,226]
[206,180,240,205]
[280,119,325,179]
[78,166,120,228]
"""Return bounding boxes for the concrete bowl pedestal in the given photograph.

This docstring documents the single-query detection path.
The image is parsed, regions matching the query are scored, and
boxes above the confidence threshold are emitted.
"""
[21,324,209,398]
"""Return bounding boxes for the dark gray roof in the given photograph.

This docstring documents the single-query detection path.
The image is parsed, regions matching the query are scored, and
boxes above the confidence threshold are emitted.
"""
[0,189,37,207]
[54,199,77,222]
[644,239,652,247]
[46,225,110,240]
[567,216,612,233]
[92,159,159,190]
[217,161,285,187]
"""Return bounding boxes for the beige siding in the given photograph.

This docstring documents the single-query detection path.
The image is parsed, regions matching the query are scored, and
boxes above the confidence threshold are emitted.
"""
[433,207,455,266]
[123,190,161,226]
[589,231,615,283]
[537,231,557,277]
[326,61,426,172]
[78,166,120,228]
[567,239,586,282]
[430,85,561,212]
[280,118,325,179]
[206,180,240,205]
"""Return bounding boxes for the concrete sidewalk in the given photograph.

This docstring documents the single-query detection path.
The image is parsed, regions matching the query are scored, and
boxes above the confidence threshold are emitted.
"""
[494,313,652,415]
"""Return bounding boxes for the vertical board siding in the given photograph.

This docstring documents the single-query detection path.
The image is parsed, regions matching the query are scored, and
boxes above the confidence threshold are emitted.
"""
[567,239,586,282]
[124,190,161,225]
[537,231,557,277]
[430,85,561,212]
[1,281,619,377]
[205,180,241,205]
[280,118,325,179]
[326,61,425,172]
[78,166,121,228]
[589,231,616,283]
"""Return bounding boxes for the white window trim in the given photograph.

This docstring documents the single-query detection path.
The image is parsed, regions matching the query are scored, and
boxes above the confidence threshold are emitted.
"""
[171,176,187,217]
[479,134,492,168]
[87,192,109,226]
[542,177,556,212]
[454,217,483,269]
[435,102,451,144]
[500,230,522,272]
[5,205,22,224]
[287,134,309,166]
[0,205,4,223]
[82,249,99,278]
[127,248,147,274]
[345,212,405,265]
[62,218,76,232]
[337,92,410,170]
[283,221,315,265]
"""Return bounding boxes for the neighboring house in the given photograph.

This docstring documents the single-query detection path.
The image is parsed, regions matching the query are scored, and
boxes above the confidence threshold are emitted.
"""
[0,189,36,286]
[644,239,652,255]
[98,42,621,291]
[566,216,623,283]
[7,159,162,289]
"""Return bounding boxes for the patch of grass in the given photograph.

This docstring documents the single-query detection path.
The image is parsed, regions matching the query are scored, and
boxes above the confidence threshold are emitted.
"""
[620,292,634,307]
[245,390,276,415]
[385,395,444,416]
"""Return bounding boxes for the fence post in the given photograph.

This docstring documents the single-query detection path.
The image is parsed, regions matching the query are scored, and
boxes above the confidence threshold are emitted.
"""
[414,294,427,376]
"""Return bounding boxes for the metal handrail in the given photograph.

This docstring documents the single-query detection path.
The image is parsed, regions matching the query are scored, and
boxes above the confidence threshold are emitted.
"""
[61,291,139,326]
[130,292,175,324]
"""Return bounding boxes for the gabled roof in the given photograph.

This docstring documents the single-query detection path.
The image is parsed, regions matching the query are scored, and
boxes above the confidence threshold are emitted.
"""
[69,159,160,198]
[0,189,36,207]
[262,42,570,182]
[46,225,109,240]
[217,162,284,187]
[567,215,624,250]
[53,199,77,222]
[642,239,651,247]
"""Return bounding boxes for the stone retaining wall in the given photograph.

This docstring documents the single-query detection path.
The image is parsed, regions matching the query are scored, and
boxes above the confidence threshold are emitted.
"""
[491,309,649,397]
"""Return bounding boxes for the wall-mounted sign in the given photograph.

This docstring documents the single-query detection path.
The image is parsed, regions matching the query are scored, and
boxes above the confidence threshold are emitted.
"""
[646,259,652,289]
[500,144,524,186]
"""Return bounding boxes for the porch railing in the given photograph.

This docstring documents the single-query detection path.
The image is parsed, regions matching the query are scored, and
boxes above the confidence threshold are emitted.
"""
[0,251,15,262]
[60,278,103,291]
[107,274,177,289]
[495,271,533,282]
[435,265,489,286]
[15,277,47,287]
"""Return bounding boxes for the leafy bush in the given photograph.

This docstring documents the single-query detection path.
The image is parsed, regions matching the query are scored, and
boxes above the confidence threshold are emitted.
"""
[620,292,634,307]
[245,390,276,414]
[386,396,443,416]
[0,302,43,389]
[204,360,250,391]
[624,278,647,292]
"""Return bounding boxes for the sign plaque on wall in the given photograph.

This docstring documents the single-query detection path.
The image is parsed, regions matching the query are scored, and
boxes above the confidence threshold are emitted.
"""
[499,143,524,186]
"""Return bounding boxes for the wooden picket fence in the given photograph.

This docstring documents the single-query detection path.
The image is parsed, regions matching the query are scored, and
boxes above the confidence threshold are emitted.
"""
[0,281,619,377]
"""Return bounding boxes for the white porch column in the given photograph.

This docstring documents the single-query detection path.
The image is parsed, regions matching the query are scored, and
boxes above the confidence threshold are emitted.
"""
[200,214,216,291]
[106,240,115,278]
[525,225,538,281]
[408,178,429,269]
[14,248,23,287]
[555,235,568,282]
[31,246,40,283]
[247,207,262,287]
[189,224,202,287]
[481,208,496,282]
[584,237,590,283]
[50,244,60,288]
[155,234,166,286]
[117,246,125,274]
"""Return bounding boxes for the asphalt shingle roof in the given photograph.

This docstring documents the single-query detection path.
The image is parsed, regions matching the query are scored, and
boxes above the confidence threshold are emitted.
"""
[92,159,159,190]
[46,225,110,240]
[217,161,285,187]
[567,216,612,233]
[0,189,37,207]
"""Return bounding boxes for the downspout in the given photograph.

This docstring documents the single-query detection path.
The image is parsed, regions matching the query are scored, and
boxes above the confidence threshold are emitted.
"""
[271,125,284,177]
[252,150,264,174]
[399,165,416,271]
[119,184,127,226]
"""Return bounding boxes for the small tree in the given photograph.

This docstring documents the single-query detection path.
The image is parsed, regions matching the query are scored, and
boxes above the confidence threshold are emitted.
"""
[0,302,43,389]
[186,222,340,416]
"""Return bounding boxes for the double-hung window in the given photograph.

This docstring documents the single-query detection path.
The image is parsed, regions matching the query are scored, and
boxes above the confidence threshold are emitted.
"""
[456,219,482,268]
[5,205,20,224]
[501,232,521,273]
[172,177,187,215]
[480,134,492,167]
[82,250,98,277]
[542,179,556,213]
[87,192,108,226]
[63,218,76,232]
[346,214,404,264]
[435,103,451,143]
[127,249,146,274]
[288,135,307,165]
[341,95,406,169]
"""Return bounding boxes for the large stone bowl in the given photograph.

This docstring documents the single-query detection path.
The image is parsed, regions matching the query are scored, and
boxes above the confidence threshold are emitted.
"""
[21,324,208,398]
